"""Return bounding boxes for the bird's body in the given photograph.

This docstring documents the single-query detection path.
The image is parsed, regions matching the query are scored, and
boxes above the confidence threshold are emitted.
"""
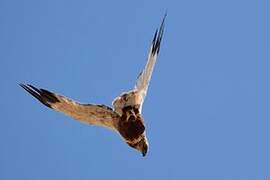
[20,14,166,156]
[113,91,147,150]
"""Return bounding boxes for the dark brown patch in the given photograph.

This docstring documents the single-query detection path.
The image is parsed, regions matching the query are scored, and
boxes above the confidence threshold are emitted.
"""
[118,105,145,141]
[122,105,140,113]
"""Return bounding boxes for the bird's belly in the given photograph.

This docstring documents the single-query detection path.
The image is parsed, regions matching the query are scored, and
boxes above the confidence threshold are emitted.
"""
[118,107,145,141]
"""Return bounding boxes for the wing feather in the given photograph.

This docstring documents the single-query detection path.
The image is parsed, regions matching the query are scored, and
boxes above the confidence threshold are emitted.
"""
[134,13,166,107]
[20,84,120,131]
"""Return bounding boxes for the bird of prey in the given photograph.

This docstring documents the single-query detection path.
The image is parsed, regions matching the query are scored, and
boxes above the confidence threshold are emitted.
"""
[20,14,166,157]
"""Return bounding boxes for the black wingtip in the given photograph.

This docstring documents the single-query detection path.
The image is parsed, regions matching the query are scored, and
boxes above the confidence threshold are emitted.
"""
[19,83,59,108]
[151,13,166,55]
[152,29,158,45]
[19,83,26,89]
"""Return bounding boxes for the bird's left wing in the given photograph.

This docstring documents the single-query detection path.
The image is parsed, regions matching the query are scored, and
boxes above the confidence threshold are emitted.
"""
[134,14,166,110]
[20,84,120,131]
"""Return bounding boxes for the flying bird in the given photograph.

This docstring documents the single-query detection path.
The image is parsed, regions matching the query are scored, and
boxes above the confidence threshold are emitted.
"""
[20,14,166,156]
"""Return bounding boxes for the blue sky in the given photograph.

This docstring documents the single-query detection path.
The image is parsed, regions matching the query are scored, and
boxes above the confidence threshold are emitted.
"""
[1,0,270,179]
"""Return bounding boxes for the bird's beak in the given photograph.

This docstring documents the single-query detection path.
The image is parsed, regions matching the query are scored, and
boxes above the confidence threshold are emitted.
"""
[141,146,148,157]
[142,151,147,157]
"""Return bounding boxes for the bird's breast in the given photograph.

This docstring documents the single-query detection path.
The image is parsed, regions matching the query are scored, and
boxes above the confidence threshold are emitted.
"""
[112,90,143,115]
[117,106,145,141]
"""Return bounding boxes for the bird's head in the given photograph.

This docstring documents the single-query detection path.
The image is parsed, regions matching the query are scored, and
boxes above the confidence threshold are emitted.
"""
[128,136,149,157]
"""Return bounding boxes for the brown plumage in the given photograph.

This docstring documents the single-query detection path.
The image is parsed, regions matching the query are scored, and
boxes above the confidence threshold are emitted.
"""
[20,14,166,156]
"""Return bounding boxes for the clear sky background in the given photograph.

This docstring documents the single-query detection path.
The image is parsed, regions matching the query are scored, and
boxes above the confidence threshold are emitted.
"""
[1,0,270,179]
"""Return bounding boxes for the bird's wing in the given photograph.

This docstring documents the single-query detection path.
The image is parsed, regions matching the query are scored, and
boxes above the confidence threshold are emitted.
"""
[20,84,120,131]
[134,14,166,109]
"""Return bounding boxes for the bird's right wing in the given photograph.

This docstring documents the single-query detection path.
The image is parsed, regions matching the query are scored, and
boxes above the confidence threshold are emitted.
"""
[134,14,166,109]
[20,84,120,131]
